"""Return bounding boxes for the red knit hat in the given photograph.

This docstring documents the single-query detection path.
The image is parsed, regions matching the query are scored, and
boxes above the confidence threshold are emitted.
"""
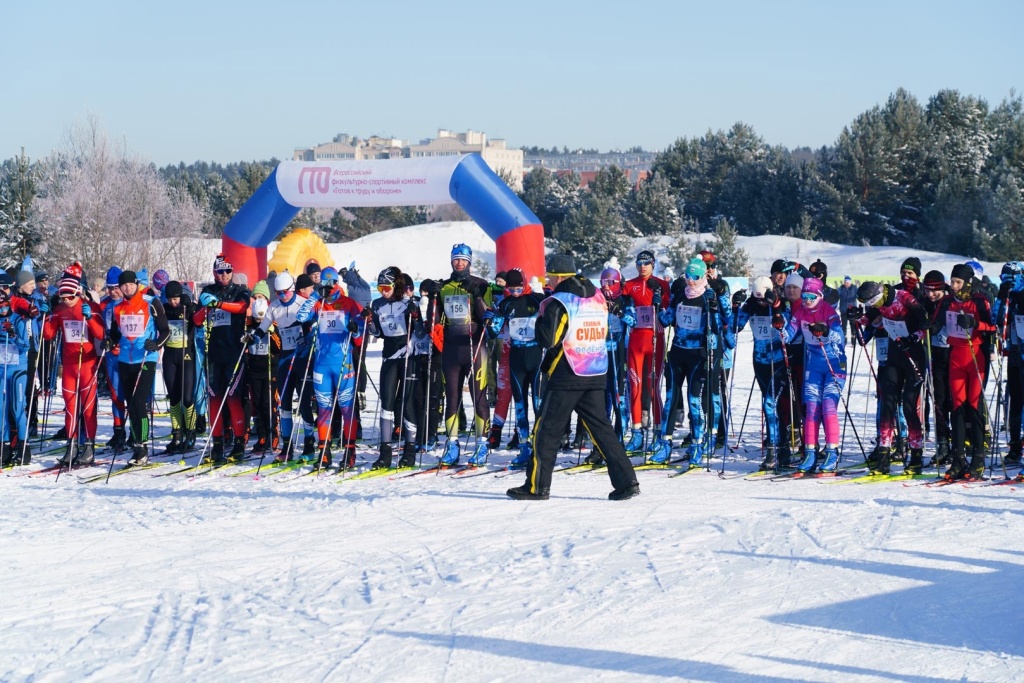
[58,276,81,298]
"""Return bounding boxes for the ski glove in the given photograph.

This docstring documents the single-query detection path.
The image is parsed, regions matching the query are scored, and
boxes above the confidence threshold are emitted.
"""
[143,339,159,351]
[38,300,51,314]
[771,314,785,330]
[621,307,637,328]
[956,313,975,330]
[764,289,778,306]
[651,286,662,308]
[731,289,746,308]
[347,320,359,334]
[809,322,828,338]
[101,337,114,352]
[1,320,12,333]
[80,303,91,318]
[240,332,255,345]
[710,278,727,296]
[199,293,220,308]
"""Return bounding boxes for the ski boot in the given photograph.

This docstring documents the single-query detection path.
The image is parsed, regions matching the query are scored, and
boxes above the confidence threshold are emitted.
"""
[317,441,333,468]
[905,448,924,475]
[76,443,96,466]
[559,432,571,450]
[759,446,778,472]
[777,444,792,469]
[797,446,818,473]
[893,436,907,466]
[1006,441,1023,466]
[49,426,68,441]
[164,430,183,455]
[686,443,705,468]
[820,446,840,473]
[275,434,294,463]
[624,429,644,453]
[511,442,532,469]
[127,446,149,467]
[486,424,503,450]
[251,437,269,455]
[929,440,951,468]
[584,450,605,467]
[870,447,892,475]
[966,454,985,481]
[570,431,586,450]
[371,443,393,471]
[228,437,246,463]
[12,441,30,466]
[107,426,127,451]
[506,433,520,450]
[866,444,880,467]
[440,439,460,467]
[299,434,316,462]
[397,443,417,469]
[195,414,207,434]
[0,442,12,468]
[944,453,969,481]
[648,438,672,465]
[206,437,225,465]
[343,444,356,469]
[468,439,488,466]
[506,483,549,501]
[58,441,78,468]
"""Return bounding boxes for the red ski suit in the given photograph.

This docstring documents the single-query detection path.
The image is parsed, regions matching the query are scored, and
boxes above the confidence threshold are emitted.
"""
[43,300,106,440]
[621,275,670,427]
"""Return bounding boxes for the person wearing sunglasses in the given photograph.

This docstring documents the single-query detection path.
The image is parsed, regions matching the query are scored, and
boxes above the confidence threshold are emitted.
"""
[483,268,544,469]
[43,272,106,467]
[620,249,670,455]
[194,253,251,465]
[296,266,364,468]
[0,288,31,467]
[104,269,171,467]
[435,243,493,467]
[98,266,129,450]
[257,270,316,463]
[654,258,734,467]
[776,275,847,474]
[852,279,929,477]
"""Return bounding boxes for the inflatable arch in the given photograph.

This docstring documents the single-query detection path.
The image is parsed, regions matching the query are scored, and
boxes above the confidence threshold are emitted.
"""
[221,154,544,285]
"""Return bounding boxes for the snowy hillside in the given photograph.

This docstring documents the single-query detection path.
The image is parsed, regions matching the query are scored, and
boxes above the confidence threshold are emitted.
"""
[5,330,1024,680]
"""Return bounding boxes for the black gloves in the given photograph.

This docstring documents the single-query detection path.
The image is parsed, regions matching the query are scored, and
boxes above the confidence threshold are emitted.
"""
[731,289,746,307]
[956,313,975,330]
[764,289,778,306]
[651,286,662,308]
[771,314,785,330]
[809,322,828,338]
[709,278,727,296]
[347,320,359,334]
[144,339,159,351]
[847,305,864,317]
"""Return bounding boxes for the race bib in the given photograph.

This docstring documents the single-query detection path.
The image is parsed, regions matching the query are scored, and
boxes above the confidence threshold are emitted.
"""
[120,314,144,338]
[281,325,302,351]
[378,306,408,338]
[750,316,772,342]
[1014,315,1024,341]
[508,316,537,342]
[800,320,823,345]
[945,310,969,340]
[0,343,19,366]
[674,304,701,332]
[636,305,655,330]
[319,309,343,335]
[412,332,432,355]
[167,320,185,347]
[250,335,269,355]
[62,320,85,344]
[210,309,231,328]
[444,295,471,324]
[875,336,889,363]
[881,317,910,340]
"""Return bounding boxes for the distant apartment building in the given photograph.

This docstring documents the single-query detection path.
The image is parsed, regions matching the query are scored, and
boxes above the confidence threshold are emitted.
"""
[524,150,658,187]
[294,129,524,190]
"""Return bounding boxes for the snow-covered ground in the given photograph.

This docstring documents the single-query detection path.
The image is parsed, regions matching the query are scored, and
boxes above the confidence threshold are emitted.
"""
[5,229,1022,682]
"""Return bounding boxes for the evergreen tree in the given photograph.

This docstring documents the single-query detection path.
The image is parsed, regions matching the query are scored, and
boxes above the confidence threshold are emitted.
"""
[0,151,42,269]
[703,218,752,277]
[626,171,680,236]
[555,194,631,274]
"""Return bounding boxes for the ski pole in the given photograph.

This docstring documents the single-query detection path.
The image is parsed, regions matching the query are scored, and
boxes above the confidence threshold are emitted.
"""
[816,335,867,460]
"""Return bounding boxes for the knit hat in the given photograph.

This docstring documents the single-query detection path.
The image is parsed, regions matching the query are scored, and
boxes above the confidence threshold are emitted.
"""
[802,276,824,296]
[164,281,184,299]
[784,272,804,290]
[153,269,170,290]
[770,259,788,275]
[295,273,314,290]
[451,244,472,262]
[377,266,400,287]
[118,270,137,287]
[252,280,270,299]
[63,261,84,282]
[305,262,322,276]
[857,281,884,306]
[213,253,232,273]
[105,266,122,288]
[952,263,974,282]
[635,250,655,266]
[34,271,48,282]
[809,259,828,279]
[844,275,852,283]
[752,276,772,298]
[685,257,707,280]
[901,257,922,277]
[546,253,577,276]
[504,268,525,287]
[275,271,294,292]
[922,270,946,291]
[57,276,81,298]
[15,270,35,289]
[699,249,716,266]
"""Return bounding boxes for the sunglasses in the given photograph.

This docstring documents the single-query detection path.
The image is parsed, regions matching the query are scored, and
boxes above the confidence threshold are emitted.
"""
[60,295,77,302]
[276,289,291,296]
[801,293,819,301]
[507,286,524,295]
[215,268,232,275]
[636,259,654,267]
[377,284,394,292]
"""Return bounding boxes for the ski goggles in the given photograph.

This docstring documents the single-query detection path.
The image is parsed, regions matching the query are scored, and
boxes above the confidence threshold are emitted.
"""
[801,292,820,302]
[506,286,524,295]
[214,268,232,275]
[600,278,620,287]
[59,295,77,302]
[377,283,394,294]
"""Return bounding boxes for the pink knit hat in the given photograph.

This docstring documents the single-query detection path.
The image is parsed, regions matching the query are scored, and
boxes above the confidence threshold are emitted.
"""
[802,276,824,296]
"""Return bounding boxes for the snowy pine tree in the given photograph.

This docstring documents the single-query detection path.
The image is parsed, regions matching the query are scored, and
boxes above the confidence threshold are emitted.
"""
[555,194,631,274]
[0,151,42,270]
[626,172,680,236]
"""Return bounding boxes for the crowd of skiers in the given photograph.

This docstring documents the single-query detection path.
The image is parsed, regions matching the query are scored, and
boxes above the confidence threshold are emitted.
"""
[1,243,1019,487]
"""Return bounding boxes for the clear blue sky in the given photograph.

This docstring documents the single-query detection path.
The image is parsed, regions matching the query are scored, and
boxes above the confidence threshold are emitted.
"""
[3,0,1021,166]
